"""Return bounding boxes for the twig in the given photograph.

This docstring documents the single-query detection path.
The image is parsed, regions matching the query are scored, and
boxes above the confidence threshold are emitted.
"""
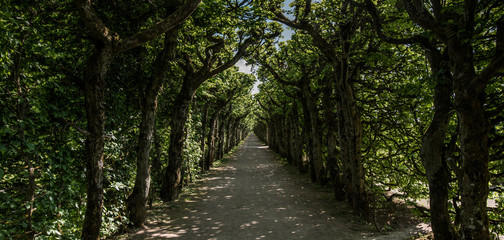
[65,121,91,137]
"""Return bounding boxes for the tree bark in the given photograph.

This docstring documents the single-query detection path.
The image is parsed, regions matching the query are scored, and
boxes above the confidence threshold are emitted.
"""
[421,50,459,240]
[225,118,234,153]
[334,70,369,220]
[127,29,178,228]
[300,98,315,181]
[161,76,198,201]
[215,118,222,160]
[301,85,326,185]
[160,35,254,200]
[274,115,286,155]
[233,122,238,144]
[11,44,35,239]
[218,115,226,159]
[289,102,304,173]
[199,103,209,170]
[74,0,200,237]
[205,114,217,171]
[273,9,370,218]
[150,126,163,205]
[323,80,345,201]
[457,94,490,240]
[449,42,490,239]
[206,105,226,170]
[398,1,504,236]
[81,45,113,240]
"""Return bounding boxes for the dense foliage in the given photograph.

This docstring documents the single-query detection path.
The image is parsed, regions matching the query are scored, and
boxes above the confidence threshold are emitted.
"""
[252,0,504,239]
[1,0,256,238]
[1,0,503,239]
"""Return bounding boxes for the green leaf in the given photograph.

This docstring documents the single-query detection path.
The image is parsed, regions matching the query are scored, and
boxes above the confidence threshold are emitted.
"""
[25,142,35,151]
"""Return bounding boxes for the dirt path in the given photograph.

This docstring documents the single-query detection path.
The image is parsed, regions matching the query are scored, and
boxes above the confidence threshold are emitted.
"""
[119,134,425,239]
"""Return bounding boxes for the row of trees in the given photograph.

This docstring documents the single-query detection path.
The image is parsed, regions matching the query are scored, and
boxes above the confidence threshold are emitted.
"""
[2,0,504,239]
[0,0,271,238]
[252,0,504,239]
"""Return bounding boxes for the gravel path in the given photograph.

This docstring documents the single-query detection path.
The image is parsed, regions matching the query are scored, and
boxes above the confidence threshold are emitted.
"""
[122,134,418,240]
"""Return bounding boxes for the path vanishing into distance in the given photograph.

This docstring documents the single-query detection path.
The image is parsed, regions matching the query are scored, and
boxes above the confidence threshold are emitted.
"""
[119,134,425,240]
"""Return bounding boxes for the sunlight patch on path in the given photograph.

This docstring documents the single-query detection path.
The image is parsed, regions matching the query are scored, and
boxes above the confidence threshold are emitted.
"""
[124,133,426,240]
[245,145,269,149]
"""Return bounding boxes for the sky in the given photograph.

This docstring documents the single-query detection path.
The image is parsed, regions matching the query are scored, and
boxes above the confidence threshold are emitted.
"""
[235,59,259,93]
[236,29,294,95]
[235,0,295,95]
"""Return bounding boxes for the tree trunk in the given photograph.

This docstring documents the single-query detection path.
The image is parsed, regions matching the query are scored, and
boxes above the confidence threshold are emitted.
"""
[11,45,35,239]
[150,126,163,205]
[334,72,369,220]
[449,42,490,239]
[206,112,219,170]
[215,118,222,160]
[285,114,294,165]
[322,82,345,201]
[199,104,209,171]
[218,117,226,159]
[127,91,156,227]
[396,2,504,236]
[74,0,201,235]
[160,76,197,202]
[302,86,326,185]
[232,121,237,146]
[457,95,490,239]
[273,115,285,155]
[82,45,114,240]
[275,8,370,218]
[226,119,236,152]
[292,103,304,173]
[127,30,178,227]
[283,115,291,161]
[309,110,325,185]
[421,50,459,240]
[265,123,269,145]
[267,117,276,151]
[300,101,312,175]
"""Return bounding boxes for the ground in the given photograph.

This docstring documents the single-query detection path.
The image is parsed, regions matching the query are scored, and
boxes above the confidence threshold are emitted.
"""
[114,134,431,239]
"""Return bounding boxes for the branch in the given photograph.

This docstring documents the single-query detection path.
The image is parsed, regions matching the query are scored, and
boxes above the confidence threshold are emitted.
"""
[477,18,504,85]
[257,99,272,112]
[179,52,195,74]
[273,11,306,30]
[206,37,255,80]
[303,0,311,22]
[117,0,201,52]
[263,63,299,87]
[283,88,299,99]
[65,121,92,137]
[203,36,225,71]
[272,9,340,63]
[401,0,449,42]
[431,0,442,17]
[268,95,282,108]
[74,0,115,44]
[235,111,250,121]
[464,0,478,31]
[364,0,434,48]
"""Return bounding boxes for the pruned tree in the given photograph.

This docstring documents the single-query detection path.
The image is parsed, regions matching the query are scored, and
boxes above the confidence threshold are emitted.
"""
[74,0,200,237]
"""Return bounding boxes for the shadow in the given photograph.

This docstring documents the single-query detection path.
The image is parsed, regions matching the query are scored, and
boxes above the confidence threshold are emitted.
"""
[120,134,416,240]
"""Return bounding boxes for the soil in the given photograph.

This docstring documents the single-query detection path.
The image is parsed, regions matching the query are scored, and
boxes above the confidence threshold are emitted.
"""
[114,134,431,240]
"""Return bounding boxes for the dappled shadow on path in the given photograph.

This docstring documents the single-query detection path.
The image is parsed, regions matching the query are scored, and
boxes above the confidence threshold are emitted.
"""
[121,134,414,240]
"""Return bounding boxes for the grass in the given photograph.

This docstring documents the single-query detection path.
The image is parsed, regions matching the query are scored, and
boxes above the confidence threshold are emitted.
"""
[212,157,231,168]
[212,139,245,167]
